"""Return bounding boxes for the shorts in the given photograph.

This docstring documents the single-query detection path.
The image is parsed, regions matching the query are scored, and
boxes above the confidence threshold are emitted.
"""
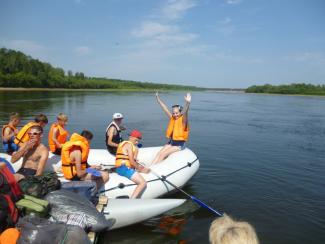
[16,168,37,177]
[52,148,62,156]
[116,164,136,180]
[70,175,81,181]
[106,145,117,155]
[168,140,186,150]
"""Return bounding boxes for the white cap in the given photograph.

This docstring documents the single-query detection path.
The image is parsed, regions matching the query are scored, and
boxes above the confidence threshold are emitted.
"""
[113,113,123,119]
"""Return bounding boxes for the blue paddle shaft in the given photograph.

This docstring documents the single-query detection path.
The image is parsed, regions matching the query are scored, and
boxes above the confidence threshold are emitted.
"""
[147,166,223,217]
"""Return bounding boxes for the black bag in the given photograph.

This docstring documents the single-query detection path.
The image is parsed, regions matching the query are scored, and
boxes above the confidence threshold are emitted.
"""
[17,215,92,244]
[19,172,61,198]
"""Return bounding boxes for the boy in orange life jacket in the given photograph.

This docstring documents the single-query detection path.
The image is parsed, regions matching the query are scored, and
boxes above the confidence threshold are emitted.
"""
[61,130,109,188]
[151,92,191,164]
[2,112,21,155]
[115,130,150,198]
[14,114,48,147]
[48,113,69,155]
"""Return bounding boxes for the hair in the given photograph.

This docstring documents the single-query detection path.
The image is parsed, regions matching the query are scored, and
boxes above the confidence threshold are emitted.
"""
[34,114,48,124]
[57,113,68,121]
[209,214,259,244]
[81,130,93,140]
[29,125,43,134]
[9,112,20,121]
[172,104,183,112]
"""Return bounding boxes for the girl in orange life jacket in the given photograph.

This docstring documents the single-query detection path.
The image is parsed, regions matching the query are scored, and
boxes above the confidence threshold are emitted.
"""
[151,92,191,165]
[48,113,69,155]
[115,130,150,198]
[2,112,21,155]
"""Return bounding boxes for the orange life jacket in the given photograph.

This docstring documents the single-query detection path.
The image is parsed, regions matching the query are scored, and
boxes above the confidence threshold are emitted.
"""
[115,141,136,168]
[166,115,189,141]
[48,123,69,152]
[14,122,39,145]
[61,133,89,180]
[2,124,16,139]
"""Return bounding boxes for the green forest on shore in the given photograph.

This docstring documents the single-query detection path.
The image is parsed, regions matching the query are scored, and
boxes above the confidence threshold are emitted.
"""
[0,48,203,90]
[245,83,325,96]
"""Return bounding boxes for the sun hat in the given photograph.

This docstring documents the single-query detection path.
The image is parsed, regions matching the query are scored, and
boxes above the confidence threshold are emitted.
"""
[129,129,142,139]
[113,113,123,119]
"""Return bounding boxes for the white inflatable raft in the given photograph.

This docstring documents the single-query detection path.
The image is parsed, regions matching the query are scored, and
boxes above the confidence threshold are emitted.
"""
[1,146,199,199]
[105,198,186,229]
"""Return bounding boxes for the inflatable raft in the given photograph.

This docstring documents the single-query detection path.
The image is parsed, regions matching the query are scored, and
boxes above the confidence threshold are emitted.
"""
[1,146,199,199]
[105,198,186,229]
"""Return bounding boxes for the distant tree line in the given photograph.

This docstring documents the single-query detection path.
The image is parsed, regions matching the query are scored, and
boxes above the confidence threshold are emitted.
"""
[0,48,203,90]
[245,83,325,96]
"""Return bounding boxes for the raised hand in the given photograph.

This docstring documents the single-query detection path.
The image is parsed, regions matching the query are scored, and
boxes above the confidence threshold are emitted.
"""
[184,93,191,103]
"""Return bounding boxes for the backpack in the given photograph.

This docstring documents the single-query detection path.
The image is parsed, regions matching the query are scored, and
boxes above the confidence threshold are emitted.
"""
[19,172,61,198]
[0,194,19,233]
[0,165,23,201]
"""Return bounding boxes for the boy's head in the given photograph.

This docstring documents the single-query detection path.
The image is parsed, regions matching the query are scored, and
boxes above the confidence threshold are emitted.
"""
[34,114,48,127]
[57,113,68,126]
[9,112,21,126]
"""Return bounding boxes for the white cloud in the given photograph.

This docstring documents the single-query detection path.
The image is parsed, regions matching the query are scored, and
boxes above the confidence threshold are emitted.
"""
[73,46,92,56]
[1,39,45,54]
[162,0,196,19]
[216,17,235,36]
[132,22,178,38]
[284,52,325,66]
[132,21,197,47]
[226,0,242,5]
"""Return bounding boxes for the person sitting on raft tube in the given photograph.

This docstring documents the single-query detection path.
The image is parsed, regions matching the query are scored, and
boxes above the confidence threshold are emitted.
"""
[48,113,69,155]
[115,130,150,198]
[105,112,125,155]
[151,92,191,164]
[61,130,109,188]
[11,125,49,182]
[14,114,48,148]
[2,112,21,155]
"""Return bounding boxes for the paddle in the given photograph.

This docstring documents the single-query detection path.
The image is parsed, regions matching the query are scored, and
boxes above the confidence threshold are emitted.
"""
[140,163,223,217]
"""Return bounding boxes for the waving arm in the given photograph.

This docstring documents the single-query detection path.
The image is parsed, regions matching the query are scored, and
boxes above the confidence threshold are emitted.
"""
[156,92,172,119]
[182,93,191,126]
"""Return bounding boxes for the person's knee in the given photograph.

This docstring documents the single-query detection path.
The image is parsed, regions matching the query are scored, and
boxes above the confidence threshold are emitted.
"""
[102,171,109,183]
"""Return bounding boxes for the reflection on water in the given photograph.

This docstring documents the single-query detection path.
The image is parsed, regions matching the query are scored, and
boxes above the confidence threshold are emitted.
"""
[1,91,325,244]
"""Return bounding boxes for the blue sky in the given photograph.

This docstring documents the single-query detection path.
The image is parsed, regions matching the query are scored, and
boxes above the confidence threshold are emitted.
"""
[0,0,324,88]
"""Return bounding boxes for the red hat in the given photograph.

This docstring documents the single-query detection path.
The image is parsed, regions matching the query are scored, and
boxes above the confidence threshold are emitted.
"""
[130,129,142,139]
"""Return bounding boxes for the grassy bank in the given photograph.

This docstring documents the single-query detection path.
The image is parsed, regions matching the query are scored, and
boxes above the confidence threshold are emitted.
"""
[245,83,325,96]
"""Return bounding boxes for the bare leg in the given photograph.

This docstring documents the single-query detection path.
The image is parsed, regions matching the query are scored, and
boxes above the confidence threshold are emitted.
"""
[152,146,181,164]
[151,144,172,164]
[83,171,109,189]
[130,172,147,199]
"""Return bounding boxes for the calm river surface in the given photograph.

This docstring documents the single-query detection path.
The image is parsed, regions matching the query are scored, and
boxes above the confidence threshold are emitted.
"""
[1,90,324,244]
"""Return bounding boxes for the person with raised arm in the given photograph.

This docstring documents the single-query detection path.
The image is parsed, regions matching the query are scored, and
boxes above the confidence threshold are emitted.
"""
[151,92,191,164]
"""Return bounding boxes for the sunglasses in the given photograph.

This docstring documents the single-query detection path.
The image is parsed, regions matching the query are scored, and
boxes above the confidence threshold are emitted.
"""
[28,132,41,136]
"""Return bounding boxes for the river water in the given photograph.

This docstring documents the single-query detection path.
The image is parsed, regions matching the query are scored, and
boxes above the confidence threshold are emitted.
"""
[0,90,324,244]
